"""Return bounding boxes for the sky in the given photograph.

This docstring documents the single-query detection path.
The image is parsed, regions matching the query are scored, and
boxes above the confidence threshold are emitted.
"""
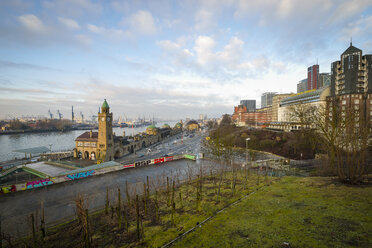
[0,0,372,121]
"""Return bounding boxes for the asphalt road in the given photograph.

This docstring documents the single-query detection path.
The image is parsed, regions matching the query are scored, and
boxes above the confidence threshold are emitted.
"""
[0,131,212,238]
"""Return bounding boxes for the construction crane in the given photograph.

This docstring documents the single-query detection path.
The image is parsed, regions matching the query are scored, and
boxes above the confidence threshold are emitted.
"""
[80,112,84,123]
[47,110,53,119]
[71,106,74,122]
[89,111,98,123]
[57,110,63,120]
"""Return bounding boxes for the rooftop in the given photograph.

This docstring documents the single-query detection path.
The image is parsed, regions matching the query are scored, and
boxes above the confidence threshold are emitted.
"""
[75,131,98,141]
[280,87,329,106]
[342,43,362,56]
[101,99,109,109]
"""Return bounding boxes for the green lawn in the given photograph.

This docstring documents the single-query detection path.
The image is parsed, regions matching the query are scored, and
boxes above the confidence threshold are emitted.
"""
[172,176,372,248]
[13,172,372,248]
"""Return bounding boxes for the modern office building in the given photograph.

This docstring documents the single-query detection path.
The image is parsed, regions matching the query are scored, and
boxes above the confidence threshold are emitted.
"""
[271,93,293,122]
[318,73,331,88]
[240,100,256,112]
[261,92,276,108]
[297,79,307,93]
[308,64,319,90]
[278,87,330,123]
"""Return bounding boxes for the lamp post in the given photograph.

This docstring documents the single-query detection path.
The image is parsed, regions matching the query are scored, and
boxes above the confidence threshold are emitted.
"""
[245,138,250,166]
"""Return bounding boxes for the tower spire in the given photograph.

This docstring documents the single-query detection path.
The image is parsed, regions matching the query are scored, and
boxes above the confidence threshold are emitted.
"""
[350,37,352,46]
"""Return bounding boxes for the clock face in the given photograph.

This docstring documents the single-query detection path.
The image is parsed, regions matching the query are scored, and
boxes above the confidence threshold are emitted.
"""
[101,117,105,121]
[107,117,111,121]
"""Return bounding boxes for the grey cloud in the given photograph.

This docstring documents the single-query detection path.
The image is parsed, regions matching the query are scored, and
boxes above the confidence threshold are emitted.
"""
[0,86,57,95]
[0,60,60,71]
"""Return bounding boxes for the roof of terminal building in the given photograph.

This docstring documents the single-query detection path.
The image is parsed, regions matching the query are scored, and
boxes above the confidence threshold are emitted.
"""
[280,87,329,106]
[147,124,157,129]
[186,120,199,125]
[13,146,50,154]
[75,131,98,141]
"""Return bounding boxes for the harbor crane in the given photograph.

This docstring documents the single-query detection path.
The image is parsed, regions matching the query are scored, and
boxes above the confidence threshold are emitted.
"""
[80,112,84,123]
[47,110,53,119]
[57,110,63,120]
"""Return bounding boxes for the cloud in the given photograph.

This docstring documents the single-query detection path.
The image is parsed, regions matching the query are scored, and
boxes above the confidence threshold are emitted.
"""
[0,0,32,12]
[195,10,215,32]
[43,0,102,17]
[157,40,194,61]
[122,10,157,35]
[194,36,216,65]
[58,17,80,30]
[341,15,372,41]
[87,24,105,34]
[87,24,133,41]
[0,60,59,71]
[158,35,288,81]
[18,14,46,33]
[328,0,372,25]
[234,0,333,23]
[75,34,92,46]
[0,86,56,95]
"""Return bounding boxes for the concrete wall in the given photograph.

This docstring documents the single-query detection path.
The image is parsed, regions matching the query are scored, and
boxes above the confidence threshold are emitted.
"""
[0,154,195,195]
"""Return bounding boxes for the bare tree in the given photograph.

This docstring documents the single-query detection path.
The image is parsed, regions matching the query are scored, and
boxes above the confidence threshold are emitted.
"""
[289,100,371,183]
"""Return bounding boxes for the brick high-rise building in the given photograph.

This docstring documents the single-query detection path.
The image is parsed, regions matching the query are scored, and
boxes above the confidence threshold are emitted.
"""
[327,43,372,132]
[330,42,372,96]
[307,64,319,90]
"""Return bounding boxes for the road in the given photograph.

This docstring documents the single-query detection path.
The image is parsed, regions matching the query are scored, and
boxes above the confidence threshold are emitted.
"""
[0,131,212,238]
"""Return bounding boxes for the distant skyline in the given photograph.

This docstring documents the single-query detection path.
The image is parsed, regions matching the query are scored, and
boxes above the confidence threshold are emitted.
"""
[1,0,372,119]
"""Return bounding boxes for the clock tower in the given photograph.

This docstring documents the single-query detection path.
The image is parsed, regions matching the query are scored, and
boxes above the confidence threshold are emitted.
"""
[97,99,114,162]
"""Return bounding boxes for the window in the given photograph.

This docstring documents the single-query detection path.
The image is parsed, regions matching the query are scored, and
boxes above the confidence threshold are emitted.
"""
[342,106,345,110]
[355,105,359,110]
[342,100,346,105]
[84,142,90,147]
[78,142,82,147]
[91,143,96,147]
[99,144,105,148]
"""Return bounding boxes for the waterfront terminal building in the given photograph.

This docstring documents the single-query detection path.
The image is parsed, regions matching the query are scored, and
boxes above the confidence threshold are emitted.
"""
[74,100,182,163]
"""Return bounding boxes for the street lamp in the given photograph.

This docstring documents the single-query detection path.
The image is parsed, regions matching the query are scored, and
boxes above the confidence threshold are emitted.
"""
[245,138,250,166]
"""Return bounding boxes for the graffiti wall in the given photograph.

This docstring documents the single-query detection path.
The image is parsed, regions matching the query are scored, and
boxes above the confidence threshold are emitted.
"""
[0,153,196,195]
[66,170,95,180]
[0,185,16,194]
[26,178,54,189]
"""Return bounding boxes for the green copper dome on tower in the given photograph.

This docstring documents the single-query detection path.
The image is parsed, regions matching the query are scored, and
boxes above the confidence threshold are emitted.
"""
[102,99,109,109]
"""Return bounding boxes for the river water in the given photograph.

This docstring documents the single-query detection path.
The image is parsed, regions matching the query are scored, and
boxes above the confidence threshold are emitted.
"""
[0,121,176,162]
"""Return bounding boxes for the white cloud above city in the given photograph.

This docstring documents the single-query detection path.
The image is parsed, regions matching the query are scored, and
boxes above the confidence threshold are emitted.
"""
[0,0,372,120]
